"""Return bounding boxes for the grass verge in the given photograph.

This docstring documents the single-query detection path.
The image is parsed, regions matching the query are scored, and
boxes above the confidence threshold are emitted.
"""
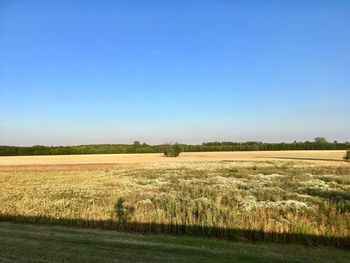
[0,222,349,263]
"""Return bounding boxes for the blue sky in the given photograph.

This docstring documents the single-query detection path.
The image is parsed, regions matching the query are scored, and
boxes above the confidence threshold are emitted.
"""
[1,0,349,146]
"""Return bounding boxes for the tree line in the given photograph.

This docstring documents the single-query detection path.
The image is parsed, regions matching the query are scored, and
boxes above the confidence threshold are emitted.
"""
[0,138,349,156]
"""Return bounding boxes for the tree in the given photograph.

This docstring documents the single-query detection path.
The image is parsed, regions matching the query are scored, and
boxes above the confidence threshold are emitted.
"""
[163,143,183,157]
[314,137,328,144]
[344,150,350,161]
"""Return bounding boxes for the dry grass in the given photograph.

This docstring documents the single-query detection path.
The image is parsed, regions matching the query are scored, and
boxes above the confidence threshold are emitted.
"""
[0,150,347,166]
[0,152,349,246]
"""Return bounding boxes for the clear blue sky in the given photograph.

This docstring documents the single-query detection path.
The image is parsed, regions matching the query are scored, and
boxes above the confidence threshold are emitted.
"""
[1,0,349,146]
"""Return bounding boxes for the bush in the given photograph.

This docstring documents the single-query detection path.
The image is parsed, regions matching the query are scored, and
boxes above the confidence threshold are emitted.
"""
[163,143,183,157]
[344,150,350,161]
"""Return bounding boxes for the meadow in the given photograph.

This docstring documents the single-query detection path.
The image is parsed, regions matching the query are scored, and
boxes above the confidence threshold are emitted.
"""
[0,151,349,248]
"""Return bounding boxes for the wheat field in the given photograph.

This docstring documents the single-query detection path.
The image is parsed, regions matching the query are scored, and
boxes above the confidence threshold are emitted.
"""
[0,150,346,166]
[0,151,349,247]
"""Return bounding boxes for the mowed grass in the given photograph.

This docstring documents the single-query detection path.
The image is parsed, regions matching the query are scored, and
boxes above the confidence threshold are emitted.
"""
[0,153,349,247]
[0,222,349,263]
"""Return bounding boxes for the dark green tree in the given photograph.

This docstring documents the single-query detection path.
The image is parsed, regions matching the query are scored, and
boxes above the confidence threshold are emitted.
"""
[163,143,183,157]
[314,137,328,144]
[344,150,350,161]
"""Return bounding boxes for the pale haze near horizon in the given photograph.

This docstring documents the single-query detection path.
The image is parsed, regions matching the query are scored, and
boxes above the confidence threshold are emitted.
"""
[1,1,349,146]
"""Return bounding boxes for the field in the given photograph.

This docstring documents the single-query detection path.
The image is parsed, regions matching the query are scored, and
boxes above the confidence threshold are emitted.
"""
[0,150,345,165]
[0,150,350,261]
[1,222,349,263]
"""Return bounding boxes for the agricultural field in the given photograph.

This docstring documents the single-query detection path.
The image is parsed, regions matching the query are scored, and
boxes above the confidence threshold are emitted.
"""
[0,150,349,261]
[0,150,345,165]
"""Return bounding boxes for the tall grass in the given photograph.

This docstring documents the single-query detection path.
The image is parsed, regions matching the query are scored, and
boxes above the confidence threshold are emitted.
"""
[0,161,349,246]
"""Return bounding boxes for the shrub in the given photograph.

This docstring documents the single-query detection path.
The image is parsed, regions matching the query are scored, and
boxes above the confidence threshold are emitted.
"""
[344,150,350,161]
[163,143,183,157]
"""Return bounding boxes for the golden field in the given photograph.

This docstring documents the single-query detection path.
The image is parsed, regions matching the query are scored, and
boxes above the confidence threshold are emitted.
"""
[0,150,346,166]
[0,151,349,246]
